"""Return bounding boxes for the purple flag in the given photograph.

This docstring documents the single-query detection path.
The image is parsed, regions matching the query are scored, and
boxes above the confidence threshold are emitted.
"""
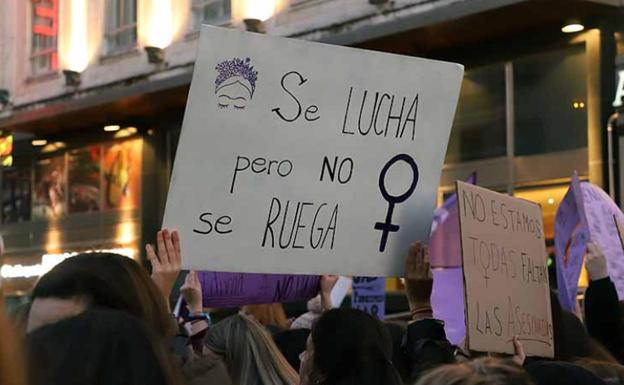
[579,182,624,300]
[431,268,465,345]
[555,173,624,312]
[554,173,588,312]
[429,172,476,267]
[352,277,386,320]
[199,272,320,308]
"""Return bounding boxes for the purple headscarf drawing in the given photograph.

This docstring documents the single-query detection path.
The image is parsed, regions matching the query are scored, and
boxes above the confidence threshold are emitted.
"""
[215,57,258,110]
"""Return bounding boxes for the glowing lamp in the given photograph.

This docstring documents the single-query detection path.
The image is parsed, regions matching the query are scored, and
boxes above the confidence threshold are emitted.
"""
[561,22,584,34]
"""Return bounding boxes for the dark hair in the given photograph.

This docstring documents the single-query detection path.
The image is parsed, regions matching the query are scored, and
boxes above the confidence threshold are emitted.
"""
[310,308,402,385]
[32,253,174,338]
[26,309,179,385]
[416,358,534,385]
[550,291,592,361]
[273,328,311,371]
[383,322,411,383]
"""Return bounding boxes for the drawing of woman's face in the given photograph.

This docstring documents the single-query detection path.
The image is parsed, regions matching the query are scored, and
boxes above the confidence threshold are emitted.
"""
[215,76,254,110]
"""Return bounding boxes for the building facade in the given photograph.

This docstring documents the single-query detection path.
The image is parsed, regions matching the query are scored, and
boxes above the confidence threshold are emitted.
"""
[0,0,622,299]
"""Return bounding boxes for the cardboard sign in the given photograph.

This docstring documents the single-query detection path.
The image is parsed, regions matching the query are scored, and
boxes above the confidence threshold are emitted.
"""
[554,174,589,312]
[580,182,624,299]
[351,277,386,320]
[457,182,554,358]
[198,272,320,308]
[163,26,463,276]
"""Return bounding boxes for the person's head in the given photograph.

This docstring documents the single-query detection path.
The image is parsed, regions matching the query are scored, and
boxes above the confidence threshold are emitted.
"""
[26,309,179,385]
[204,314,298,385]
[550,291,592,361]
[242,303,290,332]
[29,253,173,338]
[214,58,258,110]
[384,322,411,383]
[273,328,311,372]
[301,308,402,385]
[415,358,534,385]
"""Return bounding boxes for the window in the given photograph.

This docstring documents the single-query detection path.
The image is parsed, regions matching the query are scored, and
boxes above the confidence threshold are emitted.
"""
[445,63,507,164]
[105,0,137,54]
[514,45,587,156]
[191,0,231,30]
[30,0,58,76]
[2,166,31,224]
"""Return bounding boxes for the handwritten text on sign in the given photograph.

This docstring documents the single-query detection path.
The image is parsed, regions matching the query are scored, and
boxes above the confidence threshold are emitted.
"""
[457,182,554,358]
[163,27,463,276]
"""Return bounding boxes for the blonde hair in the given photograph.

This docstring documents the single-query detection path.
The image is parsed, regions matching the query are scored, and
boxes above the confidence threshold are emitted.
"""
[205,314,298,385]
[416,358,533,385]
[242,303,290,331]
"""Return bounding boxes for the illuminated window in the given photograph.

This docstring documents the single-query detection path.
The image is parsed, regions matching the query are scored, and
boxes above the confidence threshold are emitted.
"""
[514,45,587,156]
[105,0,137,54]
[446,63,507,164]
[30,0,58,76]
[191,0,231,30]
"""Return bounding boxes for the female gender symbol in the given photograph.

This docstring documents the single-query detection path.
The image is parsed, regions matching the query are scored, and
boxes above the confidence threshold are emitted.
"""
[374,154,419,252]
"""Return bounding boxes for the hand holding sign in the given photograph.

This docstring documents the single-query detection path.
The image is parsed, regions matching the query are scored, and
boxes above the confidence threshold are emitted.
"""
[180,271,203,314]
[320,275,339,311]
[586,242,609,281]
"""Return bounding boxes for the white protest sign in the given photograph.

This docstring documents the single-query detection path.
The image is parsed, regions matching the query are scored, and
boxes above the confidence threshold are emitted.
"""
[457,182,554,358]
[164,26,463,276]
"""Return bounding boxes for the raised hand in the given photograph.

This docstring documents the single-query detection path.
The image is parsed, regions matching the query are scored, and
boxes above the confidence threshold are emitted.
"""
[405,241,432,281]
[320,275,339,312]
[404,241,433,318]
[180,271,203,315]
[146,229,182,302]
[586,241,609,281]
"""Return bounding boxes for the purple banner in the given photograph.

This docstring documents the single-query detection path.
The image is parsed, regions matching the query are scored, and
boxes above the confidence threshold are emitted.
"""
[554,174,588,313]
[199,272,320,308]
[431,268,465,345]
[429,173,476,268]
[580,182,624,300]
[351,277,386,320]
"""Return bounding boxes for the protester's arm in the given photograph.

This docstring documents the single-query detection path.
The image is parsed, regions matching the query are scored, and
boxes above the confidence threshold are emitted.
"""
[146,229,182,311]
[320,275,339,312]
[180,271,210,354]
[584,242,624,363]
[405,242,433,319]
[402,242,455,381]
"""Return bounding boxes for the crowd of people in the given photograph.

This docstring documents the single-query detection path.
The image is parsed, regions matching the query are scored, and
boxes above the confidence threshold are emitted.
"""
[0,228,623,385]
